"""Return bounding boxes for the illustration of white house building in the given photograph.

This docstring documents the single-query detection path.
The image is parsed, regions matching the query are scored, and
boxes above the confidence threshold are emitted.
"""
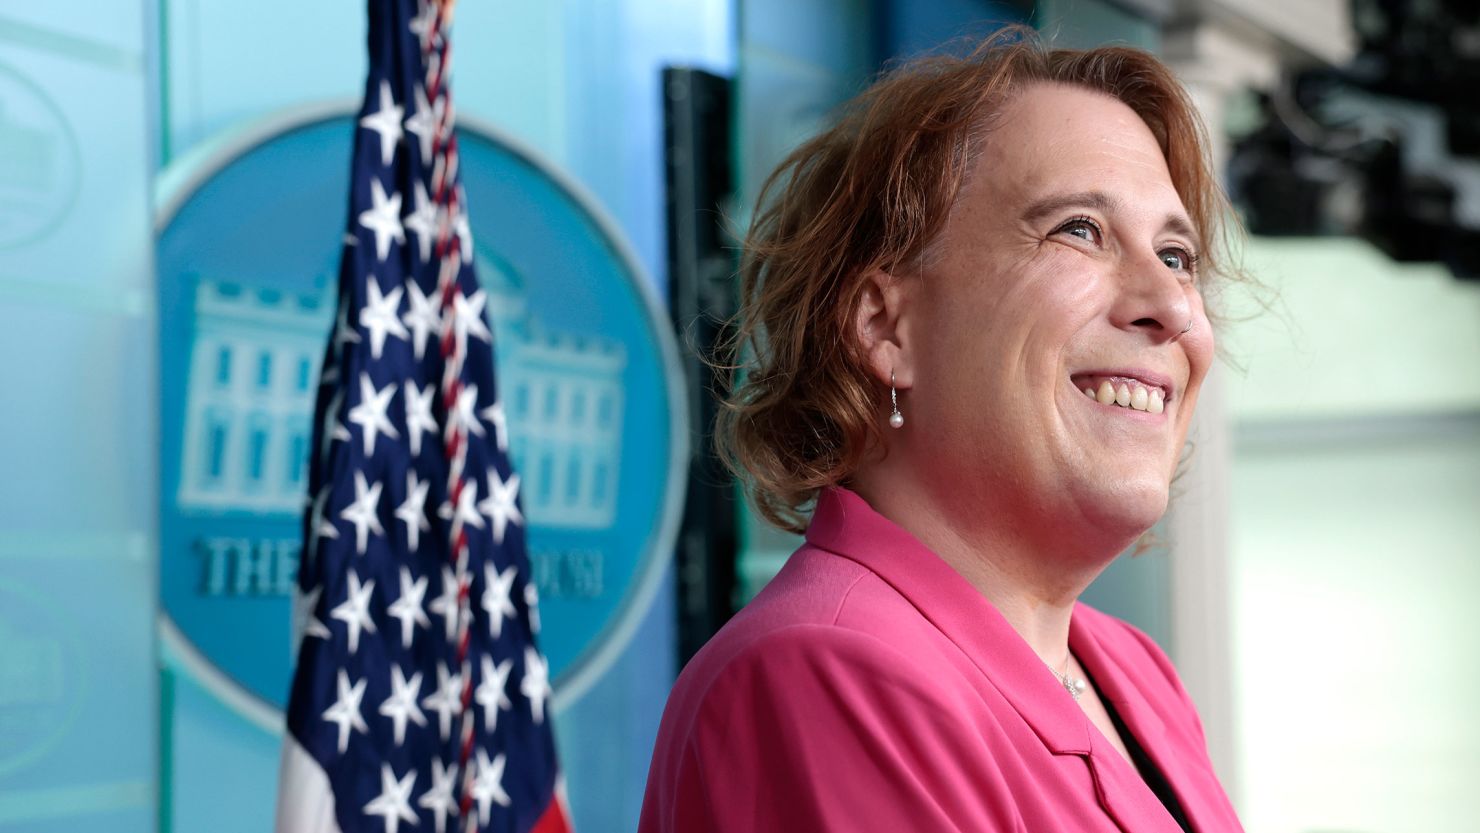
[482,256,627,530]
[177,280,325,514]
[176,257,626,531]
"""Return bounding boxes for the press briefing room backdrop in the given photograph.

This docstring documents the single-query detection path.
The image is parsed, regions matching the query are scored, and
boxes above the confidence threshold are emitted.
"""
[1,1,1478,832]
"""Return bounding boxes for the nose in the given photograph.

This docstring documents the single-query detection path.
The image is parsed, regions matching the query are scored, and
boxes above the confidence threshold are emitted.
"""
[1110,249,1194,342]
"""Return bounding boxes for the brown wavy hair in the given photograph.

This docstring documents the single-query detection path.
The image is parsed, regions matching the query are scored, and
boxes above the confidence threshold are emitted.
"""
[717,27,1238,534]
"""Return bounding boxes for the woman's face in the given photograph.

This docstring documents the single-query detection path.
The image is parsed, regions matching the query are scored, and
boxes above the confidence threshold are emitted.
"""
[899,83,1214,548]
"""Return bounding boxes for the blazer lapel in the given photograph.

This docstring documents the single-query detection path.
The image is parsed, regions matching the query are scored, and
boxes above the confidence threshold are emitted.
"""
[805,487,1092,756]
[1072,609,1239,833]
[1082,746,1188,833]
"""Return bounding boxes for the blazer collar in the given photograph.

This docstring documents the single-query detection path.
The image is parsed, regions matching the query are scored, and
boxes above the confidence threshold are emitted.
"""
[1075,613,1228,833]
[1071,617,1199,831]
[807,487,1222,832]
[805,486,1093,755]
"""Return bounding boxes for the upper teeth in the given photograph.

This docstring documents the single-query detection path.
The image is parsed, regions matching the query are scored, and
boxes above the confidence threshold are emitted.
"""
[1082,379,1164,414]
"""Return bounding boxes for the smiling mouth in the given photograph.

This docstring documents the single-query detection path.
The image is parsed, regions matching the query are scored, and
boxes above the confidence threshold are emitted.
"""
[1070,374,1171,415]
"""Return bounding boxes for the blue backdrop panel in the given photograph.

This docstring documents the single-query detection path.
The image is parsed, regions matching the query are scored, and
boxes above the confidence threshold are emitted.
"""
[0,3,156,830]
[0,553,154,831]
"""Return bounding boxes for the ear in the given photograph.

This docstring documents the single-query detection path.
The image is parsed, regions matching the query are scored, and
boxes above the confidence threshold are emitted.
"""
[853,267,915,389]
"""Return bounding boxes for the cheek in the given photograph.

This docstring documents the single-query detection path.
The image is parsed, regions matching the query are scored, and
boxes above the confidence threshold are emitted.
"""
[1016,268,1108,355]
[1174,333,1216,439]
[993,250,1099,318]
[1023,253,1118,333]
[1186,318,1216,380]
[918,246,1100,382]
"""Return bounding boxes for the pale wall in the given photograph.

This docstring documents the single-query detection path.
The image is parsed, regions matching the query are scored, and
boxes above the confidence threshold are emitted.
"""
[1225,237,1480,833]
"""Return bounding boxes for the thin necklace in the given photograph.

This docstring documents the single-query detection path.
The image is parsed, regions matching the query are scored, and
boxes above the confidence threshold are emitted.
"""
[1049,653,1088,701]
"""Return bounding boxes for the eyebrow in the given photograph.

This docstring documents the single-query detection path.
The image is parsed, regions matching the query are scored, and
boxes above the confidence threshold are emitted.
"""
[1022,189,1201,247]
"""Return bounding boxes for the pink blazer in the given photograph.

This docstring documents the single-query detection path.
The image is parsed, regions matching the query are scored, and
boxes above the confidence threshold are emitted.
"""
[639,487,1243,832]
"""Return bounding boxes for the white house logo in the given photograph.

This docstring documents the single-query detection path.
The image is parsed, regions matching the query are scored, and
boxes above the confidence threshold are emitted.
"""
[0,61,82,250]
[156,105,685,725]
[0,580,82,777]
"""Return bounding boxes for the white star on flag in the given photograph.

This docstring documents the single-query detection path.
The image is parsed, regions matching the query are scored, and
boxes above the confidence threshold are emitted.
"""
[359,80,404,167]
[475,655,514,734]
[377,665,427,747]
[386,566,430,648]
[321,669,369,754]
[402,180,438,263]
[331,417,353,447]
[404,84,436,165]
[471,749,512,825]
[362,763,417,833]
[358,178,405,262]
[394,470,431,552]
[330,568,377,655]
[437,477,484,532]
[428,565,462,641]
[334,300,362,351]
[451,384,486,439]
[296,584,332,643]
[339,470,385,556]
[347,373,400,458]
[319,388,350,466]
[407,0,436,46]
[481,562,518,640]
[418,758,459,833]
[521,646,552,725]
[307,485,340,562]
[421,662,463,741]
[401,280,443,361]
[402,380,438,455]
[480,399,509,452]
[448,288,492,347]
[360,279,408,360]
[453,193,474,262]
[479,468,523,545]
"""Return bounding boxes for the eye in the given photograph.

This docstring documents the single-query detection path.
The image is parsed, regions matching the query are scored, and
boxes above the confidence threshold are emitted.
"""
[1159,245,1198,275]
[1054,215,1101,245]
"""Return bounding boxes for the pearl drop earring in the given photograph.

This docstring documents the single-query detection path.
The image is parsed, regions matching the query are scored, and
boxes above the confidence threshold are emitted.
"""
[889,371,904,429]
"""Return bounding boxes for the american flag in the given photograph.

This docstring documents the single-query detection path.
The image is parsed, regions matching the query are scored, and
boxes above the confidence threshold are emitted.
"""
[276,1,571,832]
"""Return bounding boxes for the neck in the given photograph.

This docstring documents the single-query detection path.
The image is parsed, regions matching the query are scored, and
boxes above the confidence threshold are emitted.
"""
[850,468,1126,668]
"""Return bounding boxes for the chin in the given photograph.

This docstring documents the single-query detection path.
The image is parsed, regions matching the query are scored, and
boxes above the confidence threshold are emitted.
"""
[1072,476,1170,548]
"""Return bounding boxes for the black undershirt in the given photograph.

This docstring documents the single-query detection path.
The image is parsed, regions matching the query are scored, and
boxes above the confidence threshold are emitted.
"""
[1098,694,1195,833]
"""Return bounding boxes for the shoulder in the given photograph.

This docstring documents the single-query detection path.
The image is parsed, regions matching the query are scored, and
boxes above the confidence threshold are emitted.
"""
[645,624,1017,832]
[661,544,974,739]
[682,543,939,684]
[699,621,970,723]
[640,548,1020,832]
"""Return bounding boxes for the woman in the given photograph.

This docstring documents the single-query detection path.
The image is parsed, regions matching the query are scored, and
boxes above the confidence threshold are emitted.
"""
[640,29,1244,833]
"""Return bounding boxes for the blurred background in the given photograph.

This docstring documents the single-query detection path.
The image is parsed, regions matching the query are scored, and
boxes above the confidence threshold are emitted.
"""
[1,0,1477,831]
